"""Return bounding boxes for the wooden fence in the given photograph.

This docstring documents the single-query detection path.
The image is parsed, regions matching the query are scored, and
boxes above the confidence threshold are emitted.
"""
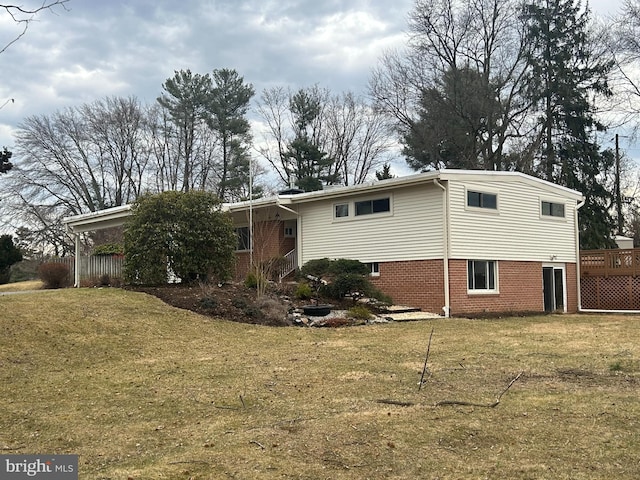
[52,255,124,284]
[580,249,640,277]
[580,248,640,310]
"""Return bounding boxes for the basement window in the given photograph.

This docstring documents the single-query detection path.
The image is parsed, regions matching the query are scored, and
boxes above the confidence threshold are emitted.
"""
[366,262,380,277]
[467,260,497,293]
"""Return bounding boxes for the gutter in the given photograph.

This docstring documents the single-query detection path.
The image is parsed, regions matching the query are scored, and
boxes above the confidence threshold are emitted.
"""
[434,179,451,318]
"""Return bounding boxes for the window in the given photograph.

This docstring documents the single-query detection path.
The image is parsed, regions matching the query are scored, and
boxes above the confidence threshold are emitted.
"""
[235,227,250,251]
[335,203,349,218]
[468,260,497,292]
[467,190,497,209]
[284,221,296,237]
[366,262,380,277]
[355,197,390,216]
[542,201,565,218]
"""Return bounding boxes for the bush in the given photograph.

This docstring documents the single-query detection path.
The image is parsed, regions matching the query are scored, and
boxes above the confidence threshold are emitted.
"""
[38,262,70,289]
[93,243,123,256]
[299,258,332,278]
[253,297,289,326]
[198,296,218,311]
[324,273,371,299]
[328,259,370,276]
[295,282,313,300]
[347,305,373,320]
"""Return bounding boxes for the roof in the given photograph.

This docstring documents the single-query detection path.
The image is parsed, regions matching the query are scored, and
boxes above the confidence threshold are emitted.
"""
[62,170,584,230]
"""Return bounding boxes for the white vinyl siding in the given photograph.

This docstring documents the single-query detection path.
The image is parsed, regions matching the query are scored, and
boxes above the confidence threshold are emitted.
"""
[449,179,578,262]
[299,184,444,265]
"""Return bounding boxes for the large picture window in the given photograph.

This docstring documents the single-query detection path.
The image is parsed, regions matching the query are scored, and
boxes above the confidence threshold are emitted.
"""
[467,190,497,209]
[468,260,497,292]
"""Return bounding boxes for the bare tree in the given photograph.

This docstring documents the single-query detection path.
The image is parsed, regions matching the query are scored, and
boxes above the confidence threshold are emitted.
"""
[256,86,393,188]
[370,0,532,171]
[1,1,70,54]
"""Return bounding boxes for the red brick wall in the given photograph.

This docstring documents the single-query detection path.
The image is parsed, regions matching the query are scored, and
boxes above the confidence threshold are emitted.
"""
[370,260,446,314]
[370,259,578,316]
[234,221,295,281]
[449,259,578,315]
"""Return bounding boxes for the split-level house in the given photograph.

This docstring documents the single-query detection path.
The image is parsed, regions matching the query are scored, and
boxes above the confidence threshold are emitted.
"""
[64,170,584,317]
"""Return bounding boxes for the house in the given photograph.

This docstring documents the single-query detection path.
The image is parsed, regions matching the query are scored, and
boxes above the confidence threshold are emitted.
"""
[63,170,584,317]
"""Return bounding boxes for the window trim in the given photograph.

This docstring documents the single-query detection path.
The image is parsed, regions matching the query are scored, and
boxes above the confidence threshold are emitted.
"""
[540,199,566,220]
[332,195,393,222]
[465,187,499,213]
[467,259,498,294]
[235,226,251,252]
[334,203,350,220]
[367,262,380,277]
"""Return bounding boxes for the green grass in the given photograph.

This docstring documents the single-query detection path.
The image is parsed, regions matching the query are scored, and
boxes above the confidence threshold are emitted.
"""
[1,288,639,479]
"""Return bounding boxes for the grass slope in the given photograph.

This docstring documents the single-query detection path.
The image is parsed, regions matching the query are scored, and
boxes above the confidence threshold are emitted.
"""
[1,288,639,479]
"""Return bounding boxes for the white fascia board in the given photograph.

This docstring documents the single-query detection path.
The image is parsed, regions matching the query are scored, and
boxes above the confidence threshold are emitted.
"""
[438,169,584,200]
[63,204,132,232]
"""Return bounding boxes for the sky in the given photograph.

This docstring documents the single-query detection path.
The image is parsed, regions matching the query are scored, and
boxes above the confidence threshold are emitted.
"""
[0,0,626,169]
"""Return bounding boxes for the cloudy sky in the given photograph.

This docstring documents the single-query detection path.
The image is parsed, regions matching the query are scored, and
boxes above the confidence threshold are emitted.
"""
[0,0,625,160]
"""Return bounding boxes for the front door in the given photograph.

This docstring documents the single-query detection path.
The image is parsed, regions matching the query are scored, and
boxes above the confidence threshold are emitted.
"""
[543,265,565,312]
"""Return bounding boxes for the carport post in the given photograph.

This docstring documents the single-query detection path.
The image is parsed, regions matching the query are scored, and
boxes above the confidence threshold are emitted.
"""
[74,232,81,288]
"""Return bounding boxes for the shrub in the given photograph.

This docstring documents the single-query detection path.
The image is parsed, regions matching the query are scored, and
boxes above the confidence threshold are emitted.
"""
[38,262,70,289]
[329,258,370,276]
[92,243,123,256]
[253,297,289,326]
[295,282,313,300]
[244,272,258,289]
[300,258,331,278]
[347,305,373,320]
[198,296,218,311]
[323,273,370,300]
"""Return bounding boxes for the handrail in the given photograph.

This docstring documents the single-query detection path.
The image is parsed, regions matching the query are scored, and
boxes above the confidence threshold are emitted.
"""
[278,249,298,281]
[580,248,640,277]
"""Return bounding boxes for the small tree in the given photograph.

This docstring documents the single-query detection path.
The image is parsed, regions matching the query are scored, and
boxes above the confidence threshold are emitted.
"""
[0,234,22,284]
[124,191,236,285]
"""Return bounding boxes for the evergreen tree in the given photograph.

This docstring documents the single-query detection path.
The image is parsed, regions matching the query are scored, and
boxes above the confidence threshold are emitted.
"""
[207,68,255,201]
[0,148,12,173]
[283,89,338,191]
[0,235,22,284]
[522,0,616,248]
[403,66,502,171]
[375,163,394,180]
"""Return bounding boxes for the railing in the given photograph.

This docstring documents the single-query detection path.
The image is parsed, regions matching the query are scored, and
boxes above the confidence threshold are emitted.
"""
[580,248,640,277]
[278,249,298,282]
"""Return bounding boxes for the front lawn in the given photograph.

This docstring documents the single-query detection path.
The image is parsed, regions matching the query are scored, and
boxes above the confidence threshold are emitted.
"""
[1,288,639,479]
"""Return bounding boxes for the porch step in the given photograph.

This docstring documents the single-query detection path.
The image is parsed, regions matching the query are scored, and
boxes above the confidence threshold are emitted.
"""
[379,305,422,314]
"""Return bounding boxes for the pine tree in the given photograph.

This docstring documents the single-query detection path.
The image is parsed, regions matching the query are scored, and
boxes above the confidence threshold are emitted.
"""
[522,0,616,248]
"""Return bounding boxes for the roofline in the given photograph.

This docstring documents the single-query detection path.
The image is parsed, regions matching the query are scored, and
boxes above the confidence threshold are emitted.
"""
[225,169,584,212]
[61,169,585,226]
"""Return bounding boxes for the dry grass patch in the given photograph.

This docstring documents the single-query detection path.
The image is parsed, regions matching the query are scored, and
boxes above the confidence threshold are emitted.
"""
[0,280,43,292]
[1,290,639,479]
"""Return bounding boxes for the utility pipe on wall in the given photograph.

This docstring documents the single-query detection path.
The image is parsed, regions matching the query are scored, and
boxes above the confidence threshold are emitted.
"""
[434,179,451,317]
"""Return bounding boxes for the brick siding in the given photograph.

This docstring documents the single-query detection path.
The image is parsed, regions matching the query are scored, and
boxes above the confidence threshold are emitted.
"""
[370,259,578,316]
[234,220,295,281]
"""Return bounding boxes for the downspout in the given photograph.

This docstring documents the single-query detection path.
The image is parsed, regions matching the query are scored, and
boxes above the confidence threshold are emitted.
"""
[434,179,451,317]
[575,198,585,312]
